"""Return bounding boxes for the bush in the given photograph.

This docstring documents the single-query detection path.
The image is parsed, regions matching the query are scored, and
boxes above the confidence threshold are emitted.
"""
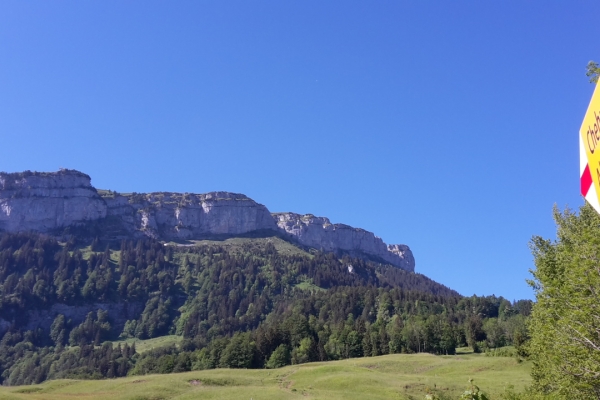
[266,344,290,369]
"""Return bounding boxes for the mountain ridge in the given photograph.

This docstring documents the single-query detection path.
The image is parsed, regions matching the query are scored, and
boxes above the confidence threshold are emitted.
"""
[0,169,415,271]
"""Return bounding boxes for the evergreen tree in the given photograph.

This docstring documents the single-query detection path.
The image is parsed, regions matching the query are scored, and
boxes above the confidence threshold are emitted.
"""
[50,314,67,347]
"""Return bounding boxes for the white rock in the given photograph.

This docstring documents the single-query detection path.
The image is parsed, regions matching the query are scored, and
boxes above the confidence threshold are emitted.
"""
[0,170,107,232]
[273,212,415,272]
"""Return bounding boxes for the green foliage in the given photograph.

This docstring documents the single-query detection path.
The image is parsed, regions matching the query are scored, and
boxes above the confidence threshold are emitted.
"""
[266,344,290,368]
[0,232,532,385]
[483,346,517,358]
[483,318,505,349]
[291,336,315,364]
[528,204,600,398]
[219,332,254,368]
[68,310,111,346]
[50,314,67,347]
[586,61,600,83]
[0,352,532,400]
[459,379,489,400]
[465,315,485,353]
[134,296,174,339]
[0,341,133,385]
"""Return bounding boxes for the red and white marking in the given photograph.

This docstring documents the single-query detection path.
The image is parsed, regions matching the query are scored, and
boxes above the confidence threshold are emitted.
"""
[580,135,600,214]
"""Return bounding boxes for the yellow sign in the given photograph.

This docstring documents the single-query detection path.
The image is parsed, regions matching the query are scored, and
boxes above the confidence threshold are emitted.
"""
[580,81,600,214]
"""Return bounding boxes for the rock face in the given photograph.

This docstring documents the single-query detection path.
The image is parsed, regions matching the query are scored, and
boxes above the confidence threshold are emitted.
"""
[0,170,107,232]
[274,213,415,272]
[0,169,415,272]
[104,191,278,240]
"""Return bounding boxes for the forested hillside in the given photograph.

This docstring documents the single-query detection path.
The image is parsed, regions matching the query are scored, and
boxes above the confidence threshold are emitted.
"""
[0,233,530,385]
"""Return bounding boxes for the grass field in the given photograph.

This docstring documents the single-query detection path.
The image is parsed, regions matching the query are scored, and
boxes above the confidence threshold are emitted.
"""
[0,351,530,400]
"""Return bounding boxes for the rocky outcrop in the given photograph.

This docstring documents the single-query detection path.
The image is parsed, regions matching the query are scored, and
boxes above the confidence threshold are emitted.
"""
[274,213,415,272]
[387,244,415,273]
[104,191,278,239]
[0,170,277,239]
[0,169,107,232]
[0,169,415,272]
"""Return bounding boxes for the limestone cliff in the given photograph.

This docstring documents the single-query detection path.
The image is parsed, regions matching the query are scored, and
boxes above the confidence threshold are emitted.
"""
[0,169,107,232]
[104,191,278,239]
[274,213,415,272]
[0,169,415,272]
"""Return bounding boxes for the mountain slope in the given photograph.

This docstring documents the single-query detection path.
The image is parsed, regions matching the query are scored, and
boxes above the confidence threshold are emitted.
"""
[0,232,532,385]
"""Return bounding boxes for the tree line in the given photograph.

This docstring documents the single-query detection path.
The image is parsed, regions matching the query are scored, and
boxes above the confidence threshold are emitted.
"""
[0,232,530,385]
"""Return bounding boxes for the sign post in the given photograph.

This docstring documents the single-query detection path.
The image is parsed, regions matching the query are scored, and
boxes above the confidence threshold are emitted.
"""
[580,82,600,214]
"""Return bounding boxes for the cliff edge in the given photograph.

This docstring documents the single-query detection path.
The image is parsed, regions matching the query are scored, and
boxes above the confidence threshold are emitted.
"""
[0,169,107,232]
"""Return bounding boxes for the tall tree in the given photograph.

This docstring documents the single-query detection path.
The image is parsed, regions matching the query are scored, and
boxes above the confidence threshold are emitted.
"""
[528,204,600,398]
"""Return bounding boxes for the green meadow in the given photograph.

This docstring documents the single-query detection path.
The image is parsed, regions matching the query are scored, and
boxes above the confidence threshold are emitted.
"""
[0,351,530,400]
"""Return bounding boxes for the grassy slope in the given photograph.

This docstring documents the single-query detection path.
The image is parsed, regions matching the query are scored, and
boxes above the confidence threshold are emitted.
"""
[0,352,530,400]
[168,236,313,258]
[109,335,183,354]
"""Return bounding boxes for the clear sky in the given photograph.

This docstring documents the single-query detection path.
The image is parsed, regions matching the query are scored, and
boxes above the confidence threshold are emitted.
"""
[1,1,597,301]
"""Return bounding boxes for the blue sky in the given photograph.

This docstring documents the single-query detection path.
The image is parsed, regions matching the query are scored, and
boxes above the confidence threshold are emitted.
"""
[1,1,597,300]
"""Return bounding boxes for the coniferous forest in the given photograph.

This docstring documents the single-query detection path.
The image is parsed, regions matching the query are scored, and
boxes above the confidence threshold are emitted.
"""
[0,232,530,386]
